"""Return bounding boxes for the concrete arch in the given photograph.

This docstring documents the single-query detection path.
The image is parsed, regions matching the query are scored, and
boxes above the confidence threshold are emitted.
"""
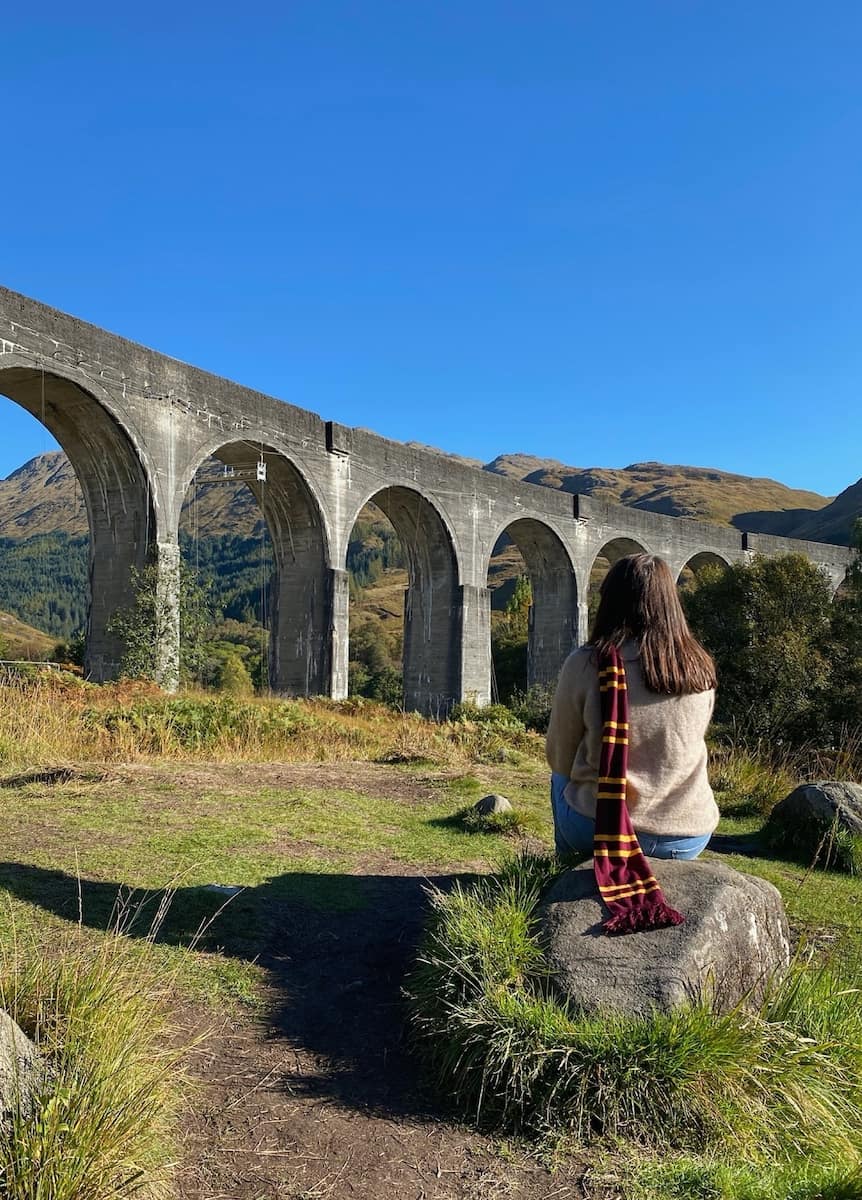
[486,517,578,689]
[347,485,462,715]
[343,483,463,586]
[585,536,652,634]
[676,550,732,585]
[0,361,159,682]
[180,440,333,696]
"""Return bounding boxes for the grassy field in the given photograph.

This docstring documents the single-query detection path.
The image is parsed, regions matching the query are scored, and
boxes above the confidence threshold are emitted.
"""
[1,676,861,1198]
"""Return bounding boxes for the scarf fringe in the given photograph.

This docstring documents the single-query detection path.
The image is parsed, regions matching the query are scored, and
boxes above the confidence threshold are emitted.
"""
[601,900,685,937]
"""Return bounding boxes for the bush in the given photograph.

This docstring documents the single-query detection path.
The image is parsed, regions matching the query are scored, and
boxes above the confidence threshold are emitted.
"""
[82,695,312,754]
[449,702,525,731]
[683,555,834,743]
[508,683,555,733]
[408,854,862,1170]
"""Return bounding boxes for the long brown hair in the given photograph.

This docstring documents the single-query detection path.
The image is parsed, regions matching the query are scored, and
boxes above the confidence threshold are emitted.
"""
[589,554,716,695]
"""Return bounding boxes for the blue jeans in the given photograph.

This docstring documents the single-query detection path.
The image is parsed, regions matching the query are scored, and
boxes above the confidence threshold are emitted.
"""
[550,773,711,861]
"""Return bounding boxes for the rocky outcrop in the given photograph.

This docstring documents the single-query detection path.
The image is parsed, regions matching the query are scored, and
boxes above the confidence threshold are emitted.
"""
[539,860,790,1018]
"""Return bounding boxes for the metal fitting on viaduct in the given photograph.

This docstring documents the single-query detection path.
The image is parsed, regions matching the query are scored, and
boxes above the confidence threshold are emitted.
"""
[0,287,852,714]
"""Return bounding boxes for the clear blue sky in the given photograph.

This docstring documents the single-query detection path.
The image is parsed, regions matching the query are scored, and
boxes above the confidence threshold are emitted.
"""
[2,1,860,496]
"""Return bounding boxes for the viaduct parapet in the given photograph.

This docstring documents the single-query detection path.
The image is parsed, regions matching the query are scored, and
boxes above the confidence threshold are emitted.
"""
[0,287,852,712]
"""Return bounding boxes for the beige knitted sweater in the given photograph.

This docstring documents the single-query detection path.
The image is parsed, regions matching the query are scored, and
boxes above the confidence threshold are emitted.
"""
[545,643,719,838]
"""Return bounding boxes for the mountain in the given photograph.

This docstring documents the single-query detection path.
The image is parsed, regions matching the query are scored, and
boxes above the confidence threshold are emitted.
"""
[0,450,847,542]
[486,456,835,531]
[780,478,862,546]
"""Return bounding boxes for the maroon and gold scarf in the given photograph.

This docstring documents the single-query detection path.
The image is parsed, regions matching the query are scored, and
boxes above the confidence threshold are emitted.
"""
[594,645,684,935]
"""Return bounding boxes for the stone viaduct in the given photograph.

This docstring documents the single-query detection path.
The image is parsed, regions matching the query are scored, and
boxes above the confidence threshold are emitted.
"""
[0,286,852,713]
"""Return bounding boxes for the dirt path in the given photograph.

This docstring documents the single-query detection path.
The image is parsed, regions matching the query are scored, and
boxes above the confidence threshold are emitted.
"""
[176,870,605,1200]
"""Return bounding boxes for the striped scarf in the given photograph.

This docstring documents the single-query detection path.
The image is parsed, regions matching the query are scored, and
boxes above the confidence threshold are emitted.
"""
[595,646,685,936]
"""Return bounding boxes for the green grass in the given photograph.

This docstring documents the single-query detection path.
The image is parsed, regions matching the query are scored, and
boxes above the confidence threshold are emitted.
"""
[0,762,554,1008]
[2,712,862,1198]
[0,929,191,1199]
[408,852,862,1187]
[632,1158,862,1200]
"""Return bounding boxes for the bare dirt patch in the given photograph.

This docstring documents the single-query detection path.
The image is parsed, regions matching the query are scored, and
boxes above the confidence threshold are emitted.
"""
[118,760,457,804]
[176,871,602,1200]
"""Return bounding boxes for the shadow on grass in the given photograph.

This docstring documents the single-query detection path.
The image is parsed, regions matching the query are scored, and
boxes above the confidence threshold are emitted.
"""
[707,830,766,857]
[0,860,476,1119]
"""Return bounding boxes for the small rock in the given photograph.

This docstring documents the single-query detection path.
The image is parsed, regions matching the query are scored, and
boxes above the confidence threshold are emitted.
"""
[539,859,790,1017]
[474,794,513,816]
[202,884,244,897]
[1,1009,41,1120]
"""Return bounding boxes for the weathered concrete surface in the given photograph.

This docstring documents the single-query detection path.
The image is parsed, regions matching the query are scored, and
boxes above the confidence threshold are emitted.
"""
[765,781,862,867]
[0,286,852,710]
[0,1009,41,1120]
[539,860,790,1017]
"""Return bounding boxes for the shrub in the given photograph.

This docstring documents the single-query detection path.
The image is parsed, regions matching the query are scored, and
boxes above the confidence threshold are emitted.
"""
[683,555,834,743]
[408,854,862,1170]
[507,684,555,734]
[82,695,312,754]
[449,702,525,731]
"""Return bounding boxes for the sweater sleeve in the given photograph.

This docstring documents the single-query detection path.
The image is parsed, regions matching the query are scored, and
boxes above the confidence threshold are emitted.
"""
[545,650,589,778]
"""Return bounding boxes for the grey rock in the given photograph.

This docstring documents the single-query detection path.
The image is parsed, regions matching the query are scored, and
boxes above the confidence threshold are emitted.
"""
[539,859,790,1018]
[474,794,513,816]
[0,1009,41,1119]
[766,780,862,849]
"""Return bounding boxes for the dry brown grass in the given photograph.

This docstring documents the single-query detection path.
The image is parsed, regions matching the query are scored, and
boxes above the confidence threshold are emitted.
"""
[0,672,544,771]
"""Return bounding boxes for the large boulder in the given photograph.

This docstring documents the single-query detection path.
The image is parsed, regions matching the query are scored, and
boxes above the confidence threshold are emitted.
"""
[0,1009,40,1120]
[764,781,862,871]
[539,860,790,1018]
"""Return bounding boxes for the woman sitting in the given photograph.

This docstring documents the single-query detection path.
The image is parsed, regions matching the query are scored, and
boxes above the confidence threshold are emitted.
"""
[546,553,718,862]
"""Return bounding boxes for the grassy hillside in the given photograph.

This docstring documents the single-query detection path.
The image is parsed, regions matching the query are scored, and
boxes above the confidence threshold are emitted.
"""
[488,455,833,527]
[786,476,862,545]
[0,609,56,659]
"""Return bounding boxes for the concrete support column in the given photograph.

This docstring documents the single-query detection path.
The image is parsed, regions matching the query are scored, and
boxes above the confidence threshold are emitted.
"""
[152,541,181,692]
[329,567,350,700]
[576,600,590,647]
[86,537,180,691]
[457,583,492,707]
[527,578,578,689]
[403,579,461,718]
[269,557,333,696]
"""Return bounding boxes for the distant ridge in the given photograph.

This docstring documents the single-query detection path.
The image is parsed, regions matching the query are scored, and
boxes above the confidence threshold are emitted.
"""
[0,450,857,545]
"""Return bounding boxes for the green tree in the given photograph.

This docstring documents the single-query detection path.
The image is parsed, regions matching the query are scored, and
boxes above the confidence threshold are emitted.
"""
[827,518,862,731]
[490,575,532,702]
[108,563,214,686]
[683,553,834,742]
[216,650,255,696]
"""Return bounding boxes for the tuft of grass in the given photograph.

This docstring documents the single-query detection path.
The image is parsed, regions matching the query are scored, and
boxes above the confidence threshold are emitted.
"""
[0,927,193,1200]
[408,853,862,1176]
[708,743,796,819]
[764,809,862,877]
[457,807,527,836]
